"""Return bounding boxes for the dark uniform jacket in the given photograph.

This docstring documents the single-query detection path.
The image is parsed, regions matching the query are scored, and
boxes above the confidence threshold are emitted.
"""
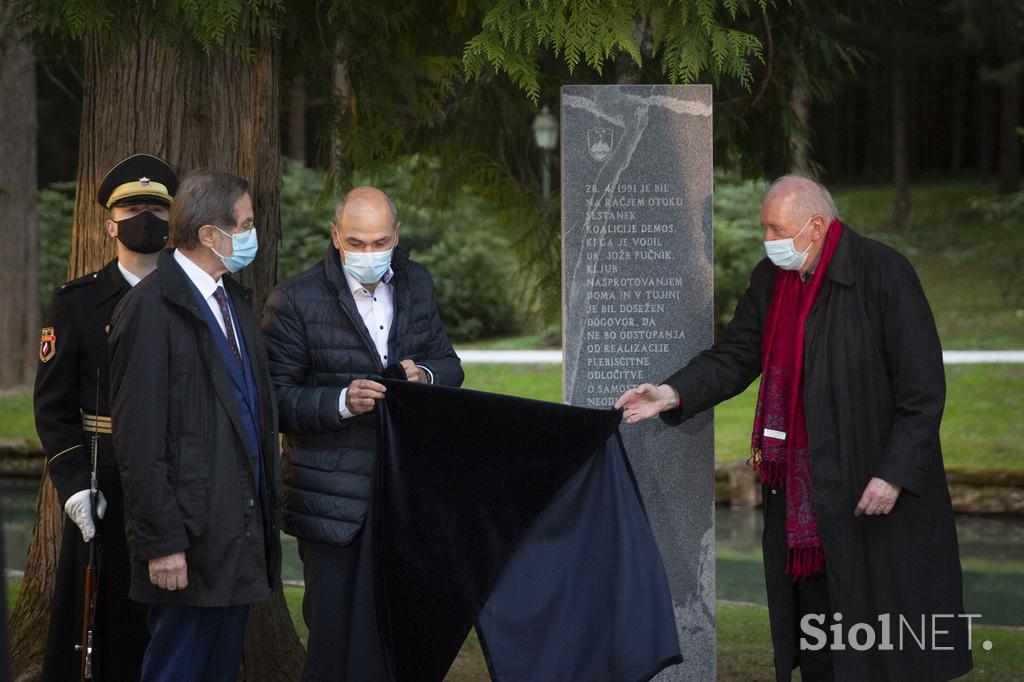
[662,226,972,681]
[260,244,463,546]
[35,259,127,502]
[108,250,282,607]
[34,258,148,681]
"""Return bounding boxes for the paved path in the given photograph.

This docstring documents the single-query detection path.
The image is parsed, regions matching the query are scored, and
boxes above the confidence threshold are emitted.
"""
[456,349,1024,365]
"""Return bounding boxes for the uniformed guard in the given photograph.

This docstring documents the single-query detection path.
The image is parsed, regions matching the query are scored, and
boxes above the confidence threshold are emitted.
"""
[35,153,178,682]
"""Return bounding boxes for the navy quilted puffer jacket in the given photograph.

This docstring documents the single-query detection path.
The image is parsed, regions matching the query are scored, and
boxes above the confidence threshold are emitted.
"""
[260,243,463,545]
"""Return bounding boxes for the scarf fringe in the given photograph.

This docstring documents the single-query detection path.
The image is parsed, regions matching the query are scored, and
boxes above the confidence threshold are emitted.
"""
[747,448,786,487]
[786,545,825,582]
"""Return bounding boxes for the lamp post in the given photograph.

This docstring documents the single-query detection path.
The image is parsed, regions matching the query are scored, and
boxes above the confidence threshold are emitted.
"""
[532,105,559,199]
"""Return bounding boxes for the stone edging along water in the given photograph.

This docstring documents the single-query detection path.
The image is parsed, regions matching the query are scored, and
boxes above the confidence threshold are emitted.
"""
[716,462,1024,516]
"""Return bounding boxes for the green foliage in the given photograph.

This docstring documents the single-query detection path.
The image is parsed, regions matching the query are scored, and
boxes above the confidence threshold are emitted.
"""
[14,0,282,54]
[276,159,335,282]
[652,0,766,88]
[712,171,766,332]
[946,0,1024,83]
[417,228,523,341]
[36,181,74,308]
[464,0,641,101]
[464,0,769,102]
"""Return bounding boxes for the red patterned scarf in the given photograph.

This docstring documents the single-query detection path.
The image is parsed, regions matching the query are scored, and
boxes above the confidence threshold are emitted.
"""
[749,220,842,580]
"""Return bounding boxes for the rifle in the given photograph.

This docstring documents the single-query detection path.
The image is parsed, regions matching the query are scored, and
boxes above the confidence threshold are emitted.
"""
[75,370,101,680]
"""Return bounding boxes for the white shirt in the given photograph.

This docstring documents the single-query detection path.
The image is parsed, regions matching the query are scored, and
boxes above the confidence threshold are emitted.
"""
[173,249,241,342]
[117,262,142,287]
[337,266,433,419]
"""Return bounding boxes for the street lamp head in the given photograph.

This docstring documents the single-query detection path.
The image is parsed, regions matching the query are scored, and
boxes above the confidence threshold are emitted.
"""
[532,105,559,151]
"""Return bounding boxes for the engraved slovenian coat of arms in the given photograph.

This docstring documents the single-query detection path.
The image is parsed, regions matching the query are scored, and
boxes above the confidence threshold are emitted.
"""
[587,128,614,162]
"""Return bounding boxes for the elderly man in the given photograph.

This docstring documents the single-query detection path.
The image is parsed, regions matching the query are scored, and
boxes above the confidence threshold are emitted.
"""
[35,154,177,681]
[109,169,281,680]
[616,175,972,681]
[261,186,463,681]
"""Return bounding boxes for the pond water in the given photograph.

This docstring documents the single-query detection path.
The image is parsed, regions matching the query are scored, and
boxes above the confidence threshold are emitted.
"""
[4,480,1022,626]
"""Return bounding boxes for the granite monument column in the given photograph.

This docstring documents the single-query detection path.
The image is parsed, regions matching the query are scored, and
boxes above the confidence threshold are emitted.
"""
[561,84,715,681]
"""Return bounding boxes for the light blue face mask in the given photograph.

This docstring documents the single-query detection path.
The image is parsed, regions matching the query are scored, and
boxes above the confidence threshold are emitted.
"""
[212,225,259,273]
[343,248,393,284]
[764,216,814,271]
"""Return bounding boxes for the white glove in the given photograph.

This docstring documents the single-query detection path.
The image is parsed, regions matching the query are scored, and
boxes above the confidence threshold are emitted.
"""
[64,489,108,542]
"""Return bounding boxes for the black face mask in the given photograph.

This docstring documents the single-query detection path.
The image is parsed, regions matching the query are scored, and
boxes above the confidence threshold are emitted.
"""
[116,210,169,254]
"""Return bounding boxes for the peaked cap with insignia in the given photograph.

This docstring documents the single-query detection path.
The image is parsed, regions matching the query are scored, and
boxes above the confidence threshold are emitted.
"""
[97,153,178,209]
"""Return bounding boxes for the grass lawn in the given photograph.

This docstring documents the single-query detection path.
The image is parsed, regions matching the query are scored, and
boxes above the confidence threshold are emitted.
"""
[0,390,36,446]
[714,364,1024,470]
[9,583,1022,680]
[462,363,1024,470]
[816,180,1022,350]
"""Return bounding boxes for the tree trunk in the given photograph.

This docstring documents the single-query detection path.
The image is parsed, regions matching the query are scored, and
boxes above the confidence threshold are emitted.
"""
[892,34,910,231]
[0,8,39,389]
[287,74,307,165]
[789,85,810,173]
[978,84,996,179]
[10,29,302,682]
[331,38,353,171]
[997,77,1021,194]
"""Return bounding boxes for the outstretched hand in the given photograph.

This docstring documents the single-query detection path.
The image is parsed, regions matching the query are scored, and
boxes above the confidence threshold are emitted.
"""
[614,383,680,424]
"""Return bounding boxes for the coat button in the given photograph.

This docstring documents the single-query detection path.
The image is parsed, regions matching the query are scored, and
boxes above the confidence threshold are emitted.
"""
[770,488,777,495]
[245,530,253,537]
[248,498,254,508]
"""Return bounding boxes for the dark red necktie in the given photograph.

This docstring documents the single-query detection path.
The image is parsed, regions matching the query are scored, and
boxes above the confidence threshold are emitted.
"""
[212,287,242,368]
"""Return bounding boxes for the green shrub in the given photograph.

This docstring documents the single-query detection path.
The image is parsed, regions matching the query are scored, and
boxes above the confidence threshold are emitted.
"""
[417,229,522,341]
[713,172,768,334]
[276,159,337,281]
[37,181,75,309]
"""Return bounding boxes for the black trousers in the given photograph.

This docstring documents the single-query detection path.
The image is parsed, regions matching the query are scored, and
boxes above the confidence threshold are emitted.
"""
[298,523,385,682]
[42,465,149,682]
[763,483,835,682]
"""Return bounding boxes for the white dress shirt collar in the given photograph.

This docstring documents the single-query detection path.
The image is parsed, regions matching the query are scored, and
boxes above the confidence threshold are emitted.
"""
[173,249,223,298]
[117,262,142,288]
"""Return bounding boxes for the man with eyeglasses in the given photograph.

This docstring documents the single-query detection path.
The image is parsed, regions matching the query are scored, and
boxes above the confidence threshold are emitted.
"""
[109,169,281,680]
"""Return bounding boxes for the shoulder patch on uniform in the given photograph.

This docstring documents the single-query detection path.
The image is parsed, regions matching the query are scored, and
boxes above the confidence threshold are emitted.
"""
[56,272,98,294]
[39,327,56,362]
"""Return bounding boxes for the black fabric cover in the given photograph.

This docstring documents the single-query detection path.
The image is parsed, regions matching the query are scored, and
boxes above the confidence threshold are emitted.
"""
[374,379,682,682]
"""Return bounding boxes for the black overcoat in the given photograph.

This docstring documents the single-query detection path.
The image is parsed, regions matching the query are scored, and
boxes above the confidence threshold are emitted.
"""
[34,259,148,681]
[662,226,972,681]
[108,250,282,607]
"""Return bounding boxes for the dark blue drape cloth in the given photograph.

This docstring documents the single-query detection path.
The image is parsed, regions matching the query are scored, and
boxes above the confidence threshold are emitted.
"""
[373,379,681,682]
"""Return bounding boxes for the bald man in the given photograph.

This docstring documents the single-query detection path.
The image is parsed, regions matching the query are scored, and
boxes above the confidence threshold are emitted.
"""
[261,187,463,680]
[616,176,971,681]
